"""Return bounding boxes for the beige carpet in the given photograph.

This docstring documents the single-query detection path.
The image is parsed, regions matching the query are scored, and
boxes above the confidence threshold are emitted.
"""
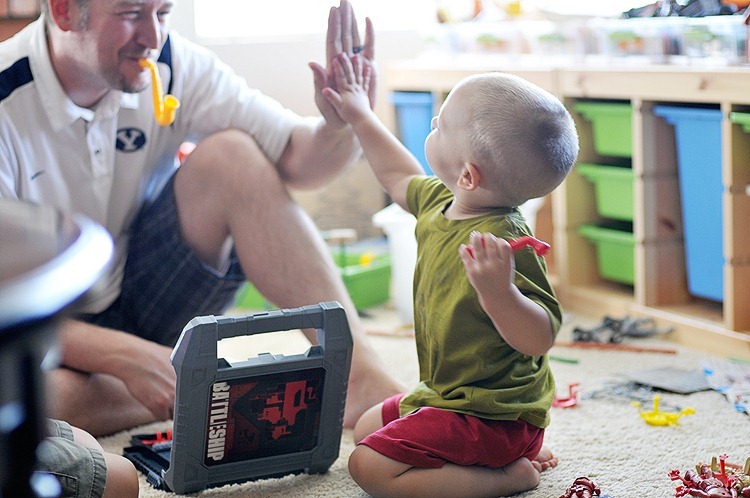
[99,307,750,497]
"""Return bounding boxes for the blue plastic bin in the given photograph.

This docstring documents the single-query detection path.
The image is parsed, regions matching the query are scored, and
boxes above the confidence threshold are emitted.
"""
[653,106,723,301]
[391,91,434,174]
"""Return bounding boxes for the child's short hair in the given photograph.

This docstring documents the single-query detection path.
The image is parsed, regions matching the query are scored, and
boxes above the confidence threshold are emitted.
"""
[461,73,579,207]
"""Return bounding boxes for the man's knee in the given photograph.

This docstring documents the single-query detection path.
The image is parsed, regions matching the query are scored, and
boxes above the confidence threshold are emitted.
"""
[184,130,268,173]
[177,130,280,199]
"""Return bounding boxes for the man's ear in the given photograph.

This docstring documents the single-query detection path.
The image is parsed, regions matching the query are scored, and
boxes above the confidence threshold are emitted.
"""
[48,0,76,31]
[457,162,481,191]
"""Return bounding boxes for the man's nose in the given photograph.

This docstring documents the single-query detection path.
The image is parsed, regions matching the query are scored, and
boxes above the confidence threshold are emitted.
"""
[136,14,162,50]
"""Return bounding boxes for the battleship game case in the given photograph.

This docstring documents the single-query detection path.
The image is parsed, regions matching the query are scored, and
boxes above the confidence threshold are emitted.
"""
[123,302,353,494]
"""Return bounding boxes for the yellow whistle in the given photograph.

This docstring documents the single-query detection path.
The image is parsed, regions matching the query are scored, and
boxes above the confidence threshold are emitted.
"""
[139,58,180,126]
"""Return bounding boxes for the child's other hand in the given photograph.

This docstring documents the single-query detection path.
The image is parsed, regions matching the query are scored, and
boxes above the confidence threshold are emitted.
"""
[321,53,372,125]
[459,231,515,299]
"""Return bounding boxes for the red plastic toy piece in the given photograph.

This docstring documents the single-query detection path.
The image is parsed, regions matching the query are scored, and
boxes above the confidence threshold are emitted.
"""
[715,454,732,488]
[559,476,602,498]
[553,383,580,409]
[141,430,172,446]
[669,455,750,498]
[509,235,551,256]
[465,235,550,258]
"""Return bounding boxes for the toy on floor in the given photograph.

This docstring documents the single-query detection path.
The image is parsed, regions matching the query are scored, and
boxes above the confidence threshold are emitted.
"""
[558,476,613,498]
[139,58,180,126]
[572,315,673,344]
[701,357,750,416]
[707,455,750,497]
[553,383,581,408]
[556,341,678,354]
[632,395,695,426]
[669,454,750,497]
[123,303,353,494]
[724,456,750,494]
[583,380,655,403]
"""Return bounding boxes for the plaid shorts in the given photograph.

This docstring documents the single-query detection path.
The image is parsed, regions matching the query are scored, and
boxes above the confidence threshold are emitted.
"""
[35,419,106,498]
[78,175,245,346]
[358,394,545,469]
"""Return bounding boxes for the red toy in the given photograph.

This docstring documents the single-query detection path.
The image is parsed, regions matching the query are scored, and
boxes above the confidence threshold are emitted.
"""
[559,476,602,498]
[670,455,750,497]
[553,383,580,409]
[509,235,551,256]
[465,235,550,258]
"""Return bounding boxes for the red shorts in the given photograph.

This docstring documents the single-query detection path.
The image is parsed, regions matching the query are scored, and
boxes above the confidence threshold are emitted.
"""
[358,394,544,469]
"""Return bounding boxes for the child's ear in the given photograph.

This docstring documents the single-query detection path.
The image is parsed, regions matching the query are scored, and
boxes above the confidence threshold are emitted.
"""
[457,162,481,191]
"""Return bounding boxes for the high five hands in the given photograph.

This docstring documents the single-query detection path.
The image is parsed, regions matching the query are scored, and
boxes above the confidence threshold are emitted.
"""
[309,0,376,126]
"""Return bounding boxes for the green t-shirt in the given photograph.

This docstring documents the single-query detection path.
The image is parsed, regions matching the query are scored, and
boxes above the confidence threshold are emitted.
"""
[401,176,562,429]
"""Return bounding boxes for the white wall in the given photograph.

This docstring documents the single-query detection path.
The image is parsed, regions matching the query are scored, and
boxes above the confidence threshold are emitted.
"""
[171,0,426,117]
[169,0,425,238]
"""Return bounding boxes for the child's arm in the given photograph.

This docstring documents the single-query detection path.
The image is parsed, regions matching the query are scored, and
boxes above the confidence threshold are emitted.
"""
[459,231,555,357]
[322,53,424,210]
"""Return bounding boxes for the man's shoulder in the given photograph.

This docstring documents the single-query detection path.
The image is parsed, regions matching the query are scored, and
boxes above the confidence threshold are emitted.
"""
[0,22,40,104]
[0,19,39,71]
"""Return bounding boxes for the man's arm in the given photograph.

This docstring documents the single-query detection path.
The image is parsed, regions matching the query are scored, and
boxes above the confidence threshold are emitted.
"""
[278,1,375,190]
[57,319,176,421]
[274,116,361,190]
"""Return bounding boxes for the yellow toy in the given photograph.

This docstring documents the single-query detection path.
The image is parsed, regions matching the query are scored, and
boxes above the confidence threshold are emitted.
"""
[139,58,180,126]
[632,395,695,426]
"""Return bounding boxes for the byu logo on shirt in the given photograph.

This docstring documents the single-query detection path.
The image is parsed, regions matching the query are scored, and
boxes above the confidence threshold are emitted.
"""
[116,128,147,152]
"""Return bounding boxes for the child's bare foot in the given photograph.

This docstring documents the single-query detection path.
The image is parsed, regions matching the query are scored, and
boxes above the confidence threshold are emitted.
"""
[532,446,558,472]
[498,457,542,495]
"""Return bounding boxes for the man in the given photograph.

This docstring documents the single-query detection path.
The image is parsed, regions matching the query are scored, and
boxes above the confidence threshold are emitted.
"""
[0,0,403,436]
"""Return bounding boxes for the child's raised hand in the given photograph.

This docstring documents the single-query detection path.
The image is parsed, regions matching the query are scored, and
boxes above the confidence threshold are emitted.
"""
[459,231,515,300]
[321,53,373,125]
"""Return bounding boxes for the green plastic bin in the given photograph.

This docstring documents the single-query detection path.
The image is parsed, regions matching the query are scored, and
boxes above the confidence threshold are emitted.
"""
[730,111,750,132]
[577,163,634,221]
[335,251,392,310]
[234,250,391,311]
[574,102,633,158]
[578,223,635,285]
[234,282,268,310]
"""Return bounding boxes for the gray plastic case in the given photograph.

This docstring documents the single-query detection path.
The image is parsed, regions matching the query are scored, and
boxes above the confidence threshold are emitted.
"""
[163,302,352,494]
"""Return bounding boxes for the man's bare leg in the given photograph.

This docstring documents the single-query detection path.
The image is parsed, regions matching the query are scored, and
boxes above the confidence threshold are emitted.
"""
[48,369,156,436]
[49,321,176,436]
[174,130,405,427]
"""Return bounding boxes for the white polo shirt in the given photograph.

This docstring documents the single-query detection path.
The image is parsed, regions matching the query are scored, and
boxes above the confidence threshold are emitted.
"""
[0,18,304,313]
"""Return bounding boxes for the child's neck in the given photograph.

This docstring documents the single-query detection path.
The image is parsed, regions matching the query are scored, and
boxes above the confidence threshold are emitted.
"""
[444,199,506,220]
